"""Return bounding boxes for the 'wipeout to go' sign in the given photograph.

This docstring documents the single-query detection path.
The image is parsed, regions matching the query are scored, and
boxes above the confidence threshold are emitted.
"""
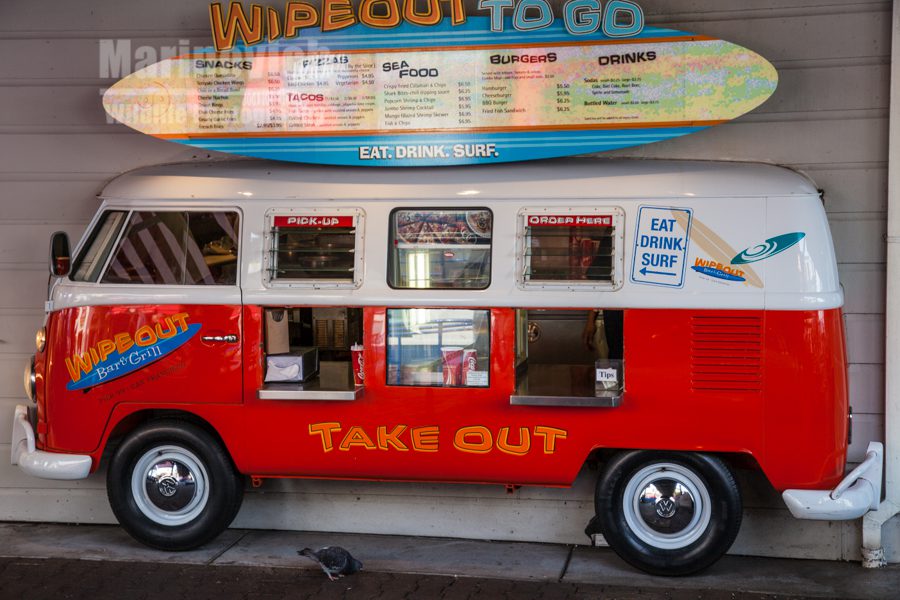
[209,0,646,51]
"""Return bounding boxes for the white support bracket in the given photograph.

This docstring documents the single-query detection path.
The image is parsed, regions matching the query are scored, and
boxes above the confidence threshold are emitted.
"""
[783,442,883,521]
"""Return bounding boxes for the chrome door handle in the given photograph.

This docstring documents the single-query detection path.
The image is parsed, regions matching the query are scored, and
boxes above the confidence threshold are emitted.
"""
[201,334,239,343]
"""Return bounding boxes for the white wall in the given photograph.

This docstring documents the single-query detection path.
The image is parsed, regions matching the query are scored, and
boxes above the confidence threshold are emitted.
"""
[0,0,893,561]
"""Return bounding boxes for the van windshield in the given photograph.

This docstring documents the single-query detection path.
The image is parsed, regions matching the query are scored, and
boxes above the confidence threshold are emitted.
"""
[71,211,128,282]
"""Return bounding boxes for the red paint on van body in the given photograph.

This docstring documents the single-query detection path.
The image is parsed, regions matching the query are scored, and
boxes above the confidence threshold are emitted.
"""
[42,304,242,453]
[39,305,847,492]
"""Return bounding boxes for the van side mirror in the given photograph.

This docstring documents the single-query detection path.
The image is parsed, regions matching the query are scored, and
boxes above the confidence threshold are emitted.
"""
[50,231,71,277]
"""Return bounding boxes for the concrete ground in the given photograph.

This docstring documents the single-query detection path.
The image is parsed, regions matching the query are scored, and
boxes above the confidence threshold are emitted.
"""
[0,523,897,599]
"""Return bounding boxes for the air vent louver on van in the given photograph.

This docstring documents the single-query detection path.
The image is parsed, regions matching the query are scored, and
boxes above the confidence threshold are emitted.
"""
[690,315,763,392]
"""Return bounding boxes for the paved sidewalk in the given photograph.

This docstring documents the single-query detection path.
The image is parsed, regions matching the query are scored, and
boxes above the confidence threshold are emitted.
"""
[0,523,897,599]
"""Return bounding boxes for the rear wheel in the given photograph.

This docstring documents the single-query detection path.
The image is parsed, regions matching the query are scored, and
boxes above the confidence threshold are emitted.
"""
[107,420,244,550]
[594,451,741,576]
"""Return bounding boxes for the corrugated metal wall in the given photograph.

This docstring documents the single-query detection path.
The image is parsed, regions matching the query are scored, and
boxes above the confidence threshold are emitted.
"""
[0,0,894,561]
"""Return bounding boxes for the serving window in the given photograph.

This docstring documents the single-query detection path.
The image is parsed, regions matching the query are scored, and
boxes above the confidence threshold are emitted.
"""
[386,308,490,388]
[388,208,492,289]
[265,209,364,288]
[518,208,624,289]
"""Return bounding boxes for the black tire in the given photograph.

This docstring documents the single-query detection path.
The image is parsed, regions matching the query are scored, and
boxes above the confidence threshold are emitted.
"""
[594,451,741,576]
[107,419,244,551]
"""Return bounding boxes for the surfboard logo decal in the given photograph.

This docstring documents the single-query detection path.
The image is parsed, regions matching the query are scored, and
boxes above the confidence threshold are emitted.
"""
[690,256,747,282]
[731,232,806,265]
[65,317,201,391]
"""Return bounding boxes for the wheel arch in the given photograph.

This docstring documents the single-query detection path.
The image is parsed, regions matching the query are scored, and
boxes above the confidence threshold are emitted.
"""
[96,408,235,472]
[585,447,768,487]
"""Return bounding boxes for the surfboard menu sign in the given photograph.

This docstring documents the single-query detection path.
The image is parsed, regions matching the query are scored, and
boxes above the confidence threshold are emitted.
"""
[102,18,778,166]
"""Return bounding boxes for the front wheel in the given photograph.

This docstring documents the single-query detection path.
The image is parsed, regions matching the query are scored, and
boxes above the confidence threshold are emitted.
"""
[107,420,244,551]
[594,451,742,576]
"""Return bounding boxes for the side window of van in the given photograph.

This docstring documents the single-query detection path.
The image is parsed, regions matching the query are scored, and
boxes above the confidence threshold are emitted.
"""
[265,211,363,288]
[388,208,492,289]
[99,211,239,285]
[519,208,624,289]
[386,308,490,388]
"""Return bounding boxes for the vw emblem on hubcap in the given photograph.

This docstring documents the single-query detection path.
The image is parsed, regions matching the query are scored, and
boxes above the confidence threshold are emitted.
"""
[655,497,677,518]
[157,476,178,497]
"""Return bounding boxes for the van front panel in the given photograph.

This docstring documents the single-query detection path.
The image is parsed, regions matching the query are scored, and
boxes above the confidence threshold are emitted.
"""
[44,304,242,453]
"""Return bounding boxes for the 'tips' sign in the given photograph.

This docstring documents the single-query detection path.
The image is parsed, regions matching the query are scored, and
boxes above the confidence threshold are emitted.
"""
[630,206,691,288]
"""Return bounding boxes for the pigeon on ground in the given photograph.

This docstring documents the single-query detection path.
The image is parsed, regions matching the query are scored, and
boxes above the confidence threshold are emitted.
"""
[298,546,363,581]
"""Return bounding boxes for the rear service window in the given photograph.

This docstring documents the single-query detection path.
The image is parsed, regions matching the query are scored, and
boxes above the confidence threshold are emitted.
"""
[389,208,492,289]
[386,308,490,388]
[101,211,239,285]
[265,210,363,288]
[519,209,624,289]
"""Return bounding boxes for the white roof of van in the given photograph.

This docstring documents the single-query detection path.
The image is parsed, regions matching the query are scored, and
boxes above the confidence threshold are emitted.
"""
[100,158,819,202]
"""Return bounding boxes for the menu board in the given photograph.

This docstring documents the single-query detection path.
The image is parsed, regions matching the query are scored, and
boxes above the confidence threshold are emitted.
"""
[103,20,778,166]
[394,210,492,246]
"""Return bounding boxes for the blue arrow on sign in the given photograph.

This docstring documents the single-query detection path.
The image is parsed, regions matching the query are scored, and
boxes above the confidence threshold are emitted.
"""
[640,267,676,277]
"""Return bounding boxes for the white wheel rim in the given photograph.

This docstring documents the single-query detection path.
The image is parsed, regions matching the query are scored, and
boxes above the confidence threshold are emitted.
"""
[621,462,712,550]
[131,445,210,526]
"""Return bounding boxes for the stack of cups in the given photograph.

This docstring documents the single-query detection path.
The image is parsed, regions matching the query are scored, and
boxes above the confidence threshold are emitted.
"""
[350,343,364,385]
[440,346,464,386]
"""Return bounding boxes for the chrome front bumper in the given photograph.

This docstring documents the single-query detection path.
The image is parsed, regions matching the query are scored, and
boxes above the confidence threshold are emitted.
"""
[782,442,883,520]
[10,404,91,480]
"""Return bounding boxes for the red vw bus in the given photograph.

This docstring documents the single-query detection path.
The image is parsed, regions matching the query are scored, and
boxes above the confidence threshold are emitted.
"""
[12,159,882,575]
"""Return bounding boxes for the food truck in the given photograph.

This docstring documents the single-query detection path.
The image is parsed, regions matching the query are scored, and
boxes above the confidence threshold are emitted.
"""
[11,158,883,575]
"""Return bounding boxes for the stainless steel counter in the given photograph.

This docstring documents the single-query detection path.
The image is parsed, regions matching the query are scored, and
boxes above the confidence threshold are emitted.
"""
[510,364,622,407]
[258,361,363,401]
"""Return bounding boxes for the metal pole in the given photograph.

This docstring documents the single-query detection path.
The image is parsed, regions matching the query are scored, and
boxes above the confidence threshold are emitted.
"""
[861,0,900,568]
